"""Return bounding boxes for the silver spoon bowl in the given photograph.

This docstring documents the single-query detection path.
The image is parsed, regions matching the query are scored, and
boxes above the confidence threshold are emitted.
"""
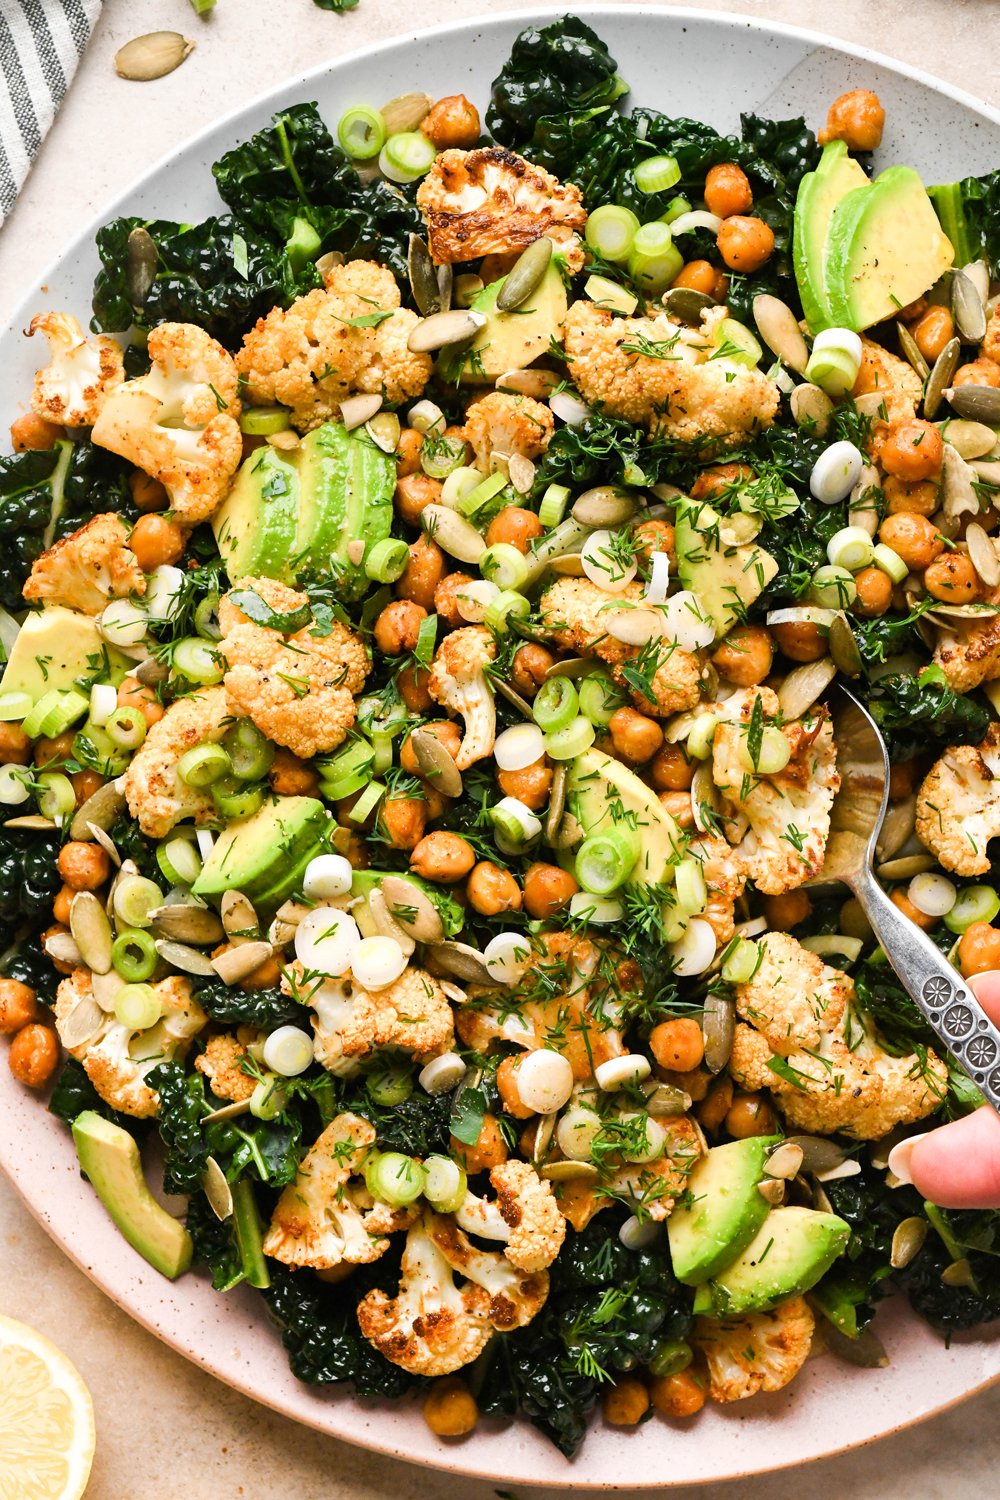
[818,685,1000,1116]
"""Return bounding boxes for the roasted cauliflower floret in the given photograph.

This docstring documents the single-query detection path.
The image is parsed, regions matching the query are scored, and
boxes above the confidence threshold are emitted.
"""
[688,834,746,945]
[461,391,554,469]
[454,1160,566,1272]
[235,260,431,433]
[563,300,779,448]
[28,312,124,428]
[916,725,1000,876]
[194,1032,260,1103]
[540,578,702,717]
[416,147,586,268]
[427,625,496,769]
[219,577,368,760]
[304,964,455,1073]
[124,685,229,839]
[694,1297,815,1404]
[263,1113,413,1270]
[22,514,145,614]
[53,969,113,1060]
[729,934,947,1139]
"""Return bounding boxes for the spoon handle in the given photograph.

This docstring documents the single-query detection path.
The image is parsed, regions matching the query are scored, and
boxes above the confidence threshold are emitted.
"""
[851,871,1000,1117]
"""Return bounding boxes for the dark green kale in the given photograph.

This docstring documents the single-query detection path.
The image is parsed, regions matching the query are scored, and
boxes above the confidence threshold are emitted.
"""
[211,102,355,238]
[928,174,996,272]
[863,671,989,763]
[186,1192,244,1291]
[0,828,62,930]
[151,1060,306,1193]
[853,603,934,671]
[335,1076,453,1157]
[108,815,160,881]
[487,16,626,163]
[1,933,58,1002]
[193,976,303,1029]
[150,1063,212,1194]
[264,1261,414,1397]
[48,1057,146,1133]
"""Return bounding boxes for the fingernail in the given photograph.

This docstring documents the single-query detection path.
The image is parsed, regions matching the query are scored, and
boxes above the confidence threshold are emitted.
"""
[886,1134,932,1185]
[969,970,1000,999]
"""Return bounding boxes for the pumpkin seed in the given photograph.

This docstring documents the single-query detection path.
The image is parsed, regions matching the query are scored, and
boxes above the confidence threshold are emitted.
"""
[135,655,170,687]
[829,614,863,677]
[787,1135,848,1175]
[70,779,127,840]
[876,795,916,862]
[69,892,114,974]
[330,825,352,856]
[421,504,486,564]
[939,418,997,459]
[430,940,496,985]
[777,656,836,721]
[701,992,734,1074]
[438,266,453,310]
[44,929,83,966]
[963,259,991,303]
[315,250,344,280]
[939,442,980,534]
[154,938,215,977]
[545,656,592,680]
[544,763,567,845]
[951,267,987,344]
[890,1215,928,1270]
[548,553,584,576]
[220,890,258,940]
[757,1178,786,1205]
[926,601,1000,622]
[497,367,560,399]
[944,383,1000,423]
[814,1158,863,1183]
[922,337,961,419]
[211,941,272,985]
[823,1324,888,1368]
[203,1157,234,1221]
[661,287,714,323]
[454,274,483,309]
[345,539,366,567]
[895,320,930,380]
[367,887,417,957]
[965,522,1000,589]
[971,459,1000,486]
[340,393,382,431]
[202,1099,251,1124]
[84,823,121,868]
[407,309,485,354]
[548,811,583,851]
[532,1112,556,1164]
[764,1142,805,1180]
[812,1183,835,1214]
[364,412,400,455]
[380,92,432,135]
[57,989,108,1050]
[410,728,463,798]
[875,853,936,880]
[4,815,56,830]
[644,1082,691,1116]
[493,678,534,719]
[115,31,194,81]
[507,454,535,496]
[941,1257,976,1288]
[848,464,880,536]
[379,876,445,945]
[790,382,834,437]
[541,1160,600,1183]
[852,391,890,420]
[91,967,123,1012]
[572,485,640,527]
[150,902,224,946]
[125,227,157,310]
[407,234,443,316]
[497,237,553,313]
[753,294,810,374]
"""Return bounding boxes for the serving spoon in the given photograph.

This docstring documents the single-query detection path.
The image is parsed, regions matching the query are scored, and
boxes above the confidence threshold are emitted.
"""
[818,684,1000,1117]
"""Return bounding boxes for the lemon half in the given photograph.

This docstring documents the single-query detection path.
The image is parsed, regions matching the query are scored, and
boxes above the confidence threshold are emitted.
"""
[0,1315,95,1500]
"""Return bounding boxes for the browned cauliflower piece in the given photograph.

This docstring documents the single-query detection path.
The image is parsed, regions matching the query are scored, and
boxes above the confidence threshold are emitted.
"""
[303,964,455,1073]
[263,1113,413,1270]
[932,604,1000,693]
[28,312,124,428]
[916,724,1000,875]
[553,1115,703,1232]
[688,834,747,945]
[194,1032,260,1103]
[461,390,554,469]
[427,625,496,769]
[454,1160,566,1272]
[124,685,230,838]
[92,323,241,523]
[735,931,849,1055]
[416,147,587,268]
[694,1297,815,1403]
[219,576,368,760]
[22,514,145,614]
[563,300,779,447]
[235,260,432,433]
[853,337,923,405]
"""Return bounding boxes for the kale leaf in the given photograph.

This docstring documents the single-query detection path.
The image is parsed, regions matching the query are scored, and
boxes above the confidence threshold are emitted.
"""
[863,672,989,763]
[186,1192,244,1291]
[334,1076,453,1157]
[264,1261,414,1397]
[150,1063,212,1194]
[211,102,354,239]
[152,1060,306,1193]
[0,827,62,931]
[193,976,303,1029]
[487,16,625,162]
[48,1057,146,1134]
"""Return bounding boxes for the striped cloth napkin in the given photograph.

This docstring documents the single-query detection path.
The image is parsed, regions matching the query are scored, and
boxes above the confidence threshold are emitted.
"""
[0,0,102,224]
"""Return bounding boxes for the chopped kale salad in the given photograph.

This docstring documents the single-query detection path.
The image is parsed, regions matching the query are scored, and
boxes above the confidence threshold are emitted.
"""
[0,12,998,1458]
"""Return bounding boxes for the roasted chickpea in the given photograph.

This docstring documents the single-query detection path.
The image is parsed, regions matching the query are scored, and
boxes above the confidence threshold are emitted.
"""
[659,790,694,830]
[497,1055,534,1120]
[712,270,730,302]
[851,566,893,619]
[0,978,39,1034]
[649,743,695,791]
[467,860,522,916]
[725,1091,778,1139]
[923,552,979,604]
[608,706,663,765]
[410,830,476,882]
[0,721,30,764]
[671,259,717,295]
[888,760,917,803]
[762,890,812,930]
[899,295,928,322]
[8,1023,59,1089]
[397,664,433,712]
[117,675,165,727]
[664,1065,711,1102]
[485,506,544,554]
[882,475,939,517]
[34,731,75,767]
[958,921,1000,977]
[911,306,955,364]
[240,951,283,991]
[878,512,944,572]
[395,427,423,478]
[71,770,104,809]
[128,471,169,512]
[880,419,944,482]
[450,1113,508,1172]
[890,887,936,932]
[510,643,555,698]
[268,747,319,797]
[650,1370,706,1419]
[770,620,828,663]
[345,832,369,871]
[394,471,442,526]
[690,463,753,504]
[695,1075,734,1134]
[394,536,445,613]
[717,216,775,273]
[712,624,773,687]
[374,599,427,657]
[52,885,73,926]
[649,1018,705,1072]
[523,861,579,919]
[57,840,111,892]
[401,720,463,775]
[632,518,676,567]
[10,412,64,452]
[433,571,475,629]
[418,778,449,823]
[704,162,753,218]
[953,357,1000,389]
[421,94,481,151]
[380,794,428,851]
[603,1377,650,1427]
[819,89,885,152]
[128,514,185,571]
[497,757,552,812]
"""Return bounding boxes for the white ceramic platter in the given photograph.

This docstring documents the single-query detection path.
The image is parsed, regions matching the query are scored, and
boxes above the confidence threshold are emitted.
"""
[0,7,998,1487]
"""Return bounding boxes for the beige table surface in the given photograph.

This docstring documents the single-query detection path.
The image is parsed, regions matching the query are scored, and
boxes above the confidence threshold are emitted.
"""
[2,0,999,1494]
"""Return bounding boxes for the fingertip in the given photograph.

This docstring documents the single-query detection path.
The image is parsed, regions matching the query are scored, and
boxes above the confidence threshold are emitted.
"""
[908,1108,1000,1209]
[967,969,1000,1025]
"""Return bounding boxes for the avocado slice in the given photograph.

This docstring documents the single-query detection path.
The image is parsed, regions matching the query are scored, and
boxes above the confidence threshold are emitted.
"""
[826,165,955,332]
[674,497,778,641]
[0,607,131,707]
[567,747,684,888]
[350,869,466,939]
[72,1111,192,1280]
[695,1205,851,1317]
[667,1136,781,1285]
[251,828,331,913]
[212,445,300,582]
[439,260,568,384]
[192,796,329,901]
[793,140,870,333]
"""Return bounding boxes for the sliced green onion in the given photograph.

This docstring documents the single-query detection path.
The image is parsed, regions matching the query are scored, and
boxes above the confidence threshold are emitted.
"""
[0,692,32,722]
[223,719,274,783]
[538,484,572,528]
[568,891,624,925]
[365,538,410,584]
[111,929,158,983]
[23,690,88,741]
[0,764,30,805]
[634,154,681,194]
[285,217,322,276]
[584,275,638,316]
[872,543,908,583]
[484,589,530,634]
[72,726,130,778]
[250,1076,289,1121]
[178,743,231,788]
[441,465,483,508]
[379,131,436,184]
[827,526,875,573]
[805,346,860,398]
[105,706,147,751]
[371,730,394,776]
[685,712,719,761]
[809,565,856,609]
[714,317,762,368]
[544,715,595,761]
[674,857,707,916]
[35,772,75,821]
[577,672,625,727]
[350,780,385,823]
[661,194,692,224]
[480,542,529,591]
[113,875,163,929]
[648,1339,693,1378]
[738,725,791,776]
[628,222,683,295]
[944,884,1000,933]
[457,470,508,519]
[414,612,438,665]
[366,1059,414,1107]
[490,796,542,851]
[575,828,640,894]
[212,776,266,820]
[238,406,292,437]
[423,1155,467,1214]
[172,637,224,685]
[409,399,445,436]
[156,835,202,887]
[421,433,467,480]
[321,769,370,803]
[721,936,760,985]
[365,1150,426,1207]
[337,104,386,160]
[532,676,579,733]
[114,983,162,1031]
[585,204,640,264]
[194,592,222,641]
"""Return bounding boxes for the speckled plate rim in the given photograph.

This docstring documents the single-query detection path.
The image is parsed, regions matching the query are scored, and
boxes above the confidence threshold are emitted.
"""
[1,6,999,1487]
